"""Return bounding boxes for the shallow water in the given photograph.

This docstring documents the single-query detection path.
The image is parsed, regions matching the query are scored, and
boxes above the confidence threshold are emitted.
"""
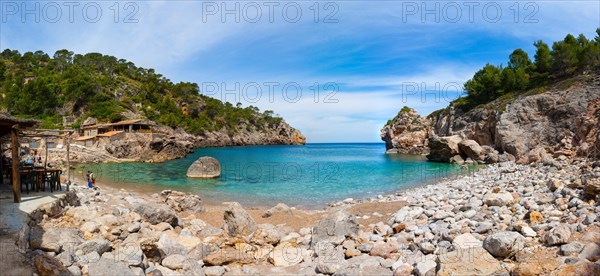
[78,143,468,208]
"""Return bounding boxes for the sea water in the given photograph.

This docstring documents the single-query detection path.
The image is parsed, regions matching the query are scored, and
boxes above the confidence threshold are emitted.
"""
[80,143,468,208]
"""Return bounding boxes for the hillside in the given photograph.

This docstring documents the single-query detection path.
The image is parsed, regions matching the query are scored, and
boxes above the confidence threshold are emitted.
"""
[0,49,305,147]
[382,30,600,164]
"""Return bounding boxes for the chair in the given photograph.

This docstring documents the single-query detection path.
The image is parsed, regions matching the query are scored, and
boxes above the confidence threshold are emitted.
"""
[19,170,34,194]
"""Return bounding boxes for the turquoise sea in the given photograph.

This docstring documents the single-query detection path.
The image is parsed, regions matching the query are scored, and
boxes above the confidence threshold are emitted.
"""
[80,143,470,208]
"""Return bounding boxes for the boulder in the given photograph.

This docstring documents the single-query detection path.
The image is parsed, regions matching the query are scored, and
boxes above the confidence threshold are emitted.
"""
[76,238,111,255]
[262,203,292,218]
[583,177,600,198]
[88,257,136,276]
[452,233,482,250]
[578,242,600,262]
[560,242,584,256]
[483,192,514,206]
[133,203,180,226]
[34,253,70,276]
[547,179,564,192]
[426,135,462,163]
[162,254,187,270]
[414,258,437,276]
[542,224,571,246]
[29,227,83,253]
[438,247,502,276]
[161,190,206,214]
[458,139,484,160]
[483,231,526,258]
[186,156,221,178]
[269,242,304,267]
[311,210,359,247]
[224,202,257,237]
[204,266,226,276]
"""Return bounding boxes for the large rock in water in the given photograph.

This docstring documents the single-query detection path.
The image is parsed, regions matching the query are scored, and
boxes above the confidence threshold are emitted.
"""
[380,107,431,155]
[186,156,221,178]
[224,202,257,237]
[426,135,462,162]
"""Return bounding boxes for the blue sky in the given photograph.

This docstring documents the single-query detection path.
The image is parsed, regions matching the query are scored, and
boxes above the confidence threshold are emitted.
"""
[2,1,599,142]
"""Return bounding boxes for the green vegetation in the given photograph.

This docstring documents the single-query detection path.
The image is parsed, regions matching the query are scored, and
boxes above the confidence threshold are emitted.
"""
[0,49,285,135]
[456,28,600,111]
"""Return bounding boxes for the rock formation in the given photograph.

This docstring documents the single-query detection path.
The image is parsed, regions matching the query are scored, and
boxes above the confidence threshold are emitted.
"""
[380,107,430,154]
[382,71,600,164]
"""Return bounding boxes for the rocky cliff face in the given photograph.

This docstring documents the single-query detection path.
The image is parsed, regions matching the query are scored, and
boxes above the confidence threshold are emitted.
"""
[196,121,306,147]
[382,72,600,164]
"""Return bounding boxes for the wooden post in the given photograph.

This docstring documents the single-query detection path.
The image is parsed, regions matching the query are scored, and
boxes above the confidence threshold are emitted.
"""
[11,125,20,203]
[66,133,70,191]
[44,137,48,167]
[0,144,3,185]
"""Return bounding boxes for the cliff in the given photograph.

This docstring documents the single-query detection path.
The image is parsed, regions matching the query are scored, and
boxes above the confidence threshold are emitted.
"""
[382,71,600,164]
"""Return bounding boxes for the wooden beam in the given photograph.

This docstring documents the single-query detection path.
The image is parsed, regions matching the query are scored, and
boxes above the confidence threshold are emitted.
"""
[66,133,71,191]
[11,124,20,203]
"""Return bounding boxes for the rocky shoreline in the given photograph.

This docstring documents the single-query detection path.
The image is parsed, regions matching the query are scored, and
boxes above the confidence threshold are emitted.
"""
[20,157,600,276]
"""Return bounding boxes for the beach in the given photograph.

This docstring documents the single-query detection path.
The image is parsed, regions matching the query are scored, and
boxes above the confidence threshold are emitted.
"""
[22,156,600,275]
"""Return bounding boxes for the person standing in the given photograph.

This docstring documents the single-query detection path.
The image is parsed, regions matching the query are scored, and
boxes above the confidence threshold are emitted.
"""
[86,171,93,188]
[90,171,97,189]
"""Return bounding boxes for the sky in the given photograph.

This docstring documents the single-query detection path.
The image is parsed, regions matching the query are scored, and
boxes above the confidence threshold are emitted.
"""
[2,0,599,142]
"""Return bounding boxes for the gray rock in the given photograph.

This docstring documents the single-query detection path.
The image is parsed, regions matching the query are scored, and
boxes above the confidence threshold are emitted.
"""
[204,266,225,276]
[521,226,537,237]
[161,190,206,214]
[29,227,83,253]
[127,222,142,233]
[80,221,100,233]
[458,139,484,161]
[88,257,136,276]
[162,254,187,270]
[312,210,359,247]
[560,242,584,256]
[357,243,374,253]
[186,156,221,178]
[475,222,493,234]
[262,203,292,218]
[483,231,526,258]
[542,224,571,246]
[76,238,111,255]
[414,258,437,276]
[67,265,82,276]
[582,214,597,225]
[133,203,180,226]
[316,260,348,274]
[419,242,435,254]
[578,242,600,261]
[224,202,257,237]
[426,135,462,163]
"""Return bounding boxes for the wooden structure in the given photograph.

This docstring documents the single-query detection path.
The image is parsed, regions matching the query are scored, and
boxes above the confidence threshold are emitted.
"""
[80,119,156,137]
[0,113,38,202]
